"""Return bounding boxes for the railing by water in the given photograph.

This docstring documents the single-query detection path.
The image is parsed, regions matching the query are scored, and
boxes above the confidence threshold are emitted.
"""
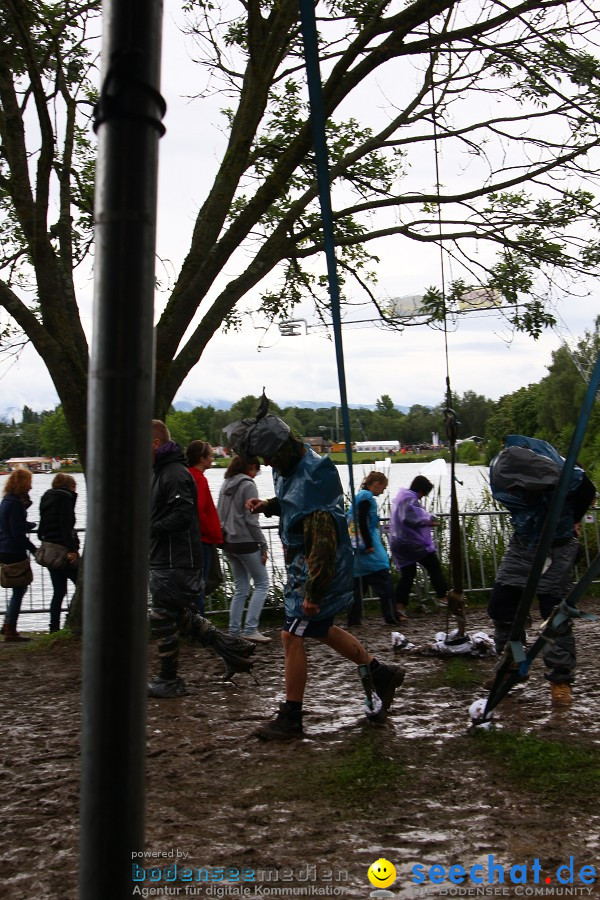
[2,508,599,629]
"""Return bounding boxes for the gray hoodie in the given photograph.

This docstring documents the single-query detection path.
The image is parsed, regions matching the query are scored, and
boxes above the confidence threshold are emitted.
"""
[217,473,267,551]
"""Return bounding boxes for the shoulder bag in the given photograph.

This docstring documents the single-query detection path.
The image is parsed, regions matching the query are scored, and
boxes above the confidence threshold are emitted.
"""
[0,558,34,588]
[35,541,71,570]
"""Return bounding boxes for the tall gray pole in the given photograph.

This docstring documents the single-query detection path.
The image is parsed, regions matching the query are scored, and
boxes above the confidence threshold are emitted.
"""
[80,1,165,896]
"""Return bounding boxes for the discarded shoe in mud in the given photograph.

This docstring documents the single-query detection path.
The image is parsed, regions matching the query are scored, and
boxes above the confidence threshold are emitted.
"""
[147,676,188,699]
[391,632,415,652]
[255,703,304,741]
[468,698,493,731]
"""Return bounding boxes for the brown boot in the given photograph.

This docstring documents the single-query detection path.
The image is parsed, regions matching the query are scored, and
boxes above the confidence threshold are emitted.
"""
[550,683,572,706]
[4,624,31,643]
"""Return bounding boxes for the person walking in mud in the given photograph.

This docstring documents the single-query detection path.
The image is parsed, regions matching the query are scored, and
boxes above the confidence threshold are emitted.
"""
[389,475,448,614]
[147,420,256,698]
[488,434,596,706]
[224,395,405,741]
[346,470,403,627]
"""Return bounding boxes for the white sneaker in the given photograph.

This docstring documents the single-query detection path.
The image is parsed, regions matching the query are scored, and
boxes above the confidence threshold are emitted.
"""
[243,631,272,644]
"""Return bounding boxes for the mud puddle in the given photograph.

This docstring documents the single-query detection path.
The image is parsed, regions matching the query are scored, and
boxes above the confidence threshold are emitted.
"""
[1,606,600,898]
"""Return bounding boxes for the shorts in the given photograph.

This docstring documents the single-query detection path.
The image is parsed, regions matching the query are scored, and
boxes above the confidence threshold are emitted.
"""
[283,615,335,639]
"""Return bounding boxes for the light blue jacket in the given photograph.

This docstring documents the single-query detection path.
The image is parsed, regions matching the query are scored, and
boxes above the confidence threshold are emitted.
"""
[349,489,390,576]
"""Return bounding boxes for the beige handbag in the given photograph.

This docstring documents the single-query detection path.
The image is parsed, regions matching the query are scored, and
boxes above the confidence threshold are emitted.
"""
[34,541,71,570]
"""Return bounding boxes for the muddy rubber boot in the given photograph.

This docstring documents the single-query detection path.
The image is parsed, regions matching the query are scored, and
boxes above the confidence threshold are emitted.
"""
[255,703,304,742]
[371,663,405,713]
[4,624,31,643]
[147,676,188,699]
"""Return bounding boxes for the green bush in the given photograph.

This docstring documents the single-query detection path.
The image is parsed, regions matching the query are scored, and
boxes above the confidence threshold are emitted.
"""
[456,441,483,463]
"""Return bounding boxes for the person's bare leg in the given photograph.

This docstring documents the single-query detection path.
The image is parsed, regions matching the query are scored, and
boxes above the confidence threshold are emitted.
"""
[319,625,372,664]
[282,630,308,702]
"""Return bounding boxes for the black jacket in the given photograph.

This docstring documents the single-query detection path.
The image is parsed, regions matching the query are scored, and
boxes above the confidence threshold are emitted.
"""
[0,492,36,561]
[38,488,80,552]
[150,442,203,570]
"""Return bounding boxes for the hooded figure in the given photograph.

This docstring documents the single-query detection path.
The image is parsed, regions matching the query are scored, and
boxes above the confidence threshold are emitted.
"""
[488,434,596,706]
[226,393,405,742]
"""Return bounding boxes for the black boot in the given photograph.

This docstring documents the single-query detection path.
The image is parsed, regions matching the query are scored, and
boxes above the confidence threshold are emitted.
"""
[255,702,304,741]
[147,675,188,699]
[371,663,405,712]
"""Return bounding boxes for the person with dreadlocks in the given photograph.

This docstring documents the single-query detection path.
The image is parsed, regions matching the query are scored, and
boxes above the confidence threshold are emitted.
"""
[224,394,405,741]
[147,420,256,698]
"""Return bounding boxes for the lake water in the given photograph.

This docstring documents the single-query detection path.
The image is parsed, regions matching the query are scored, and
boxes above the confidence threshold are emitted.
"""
[2,461,491,630]
[20,459,491,531]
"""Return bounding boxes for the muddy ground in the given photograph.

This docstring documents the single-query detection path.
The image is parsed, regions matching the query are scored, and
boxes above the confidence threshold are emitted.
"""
[2,604,600,900]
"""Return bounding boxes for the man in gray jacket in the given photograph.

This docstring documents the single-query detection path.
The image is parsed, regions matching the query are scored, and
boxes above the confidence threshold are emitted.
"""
[148,420,255,698]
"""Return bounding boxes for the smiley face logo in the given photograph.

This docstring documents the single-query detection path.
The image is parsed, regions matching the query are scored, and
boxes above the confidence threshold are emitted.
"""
[368,858,397,889]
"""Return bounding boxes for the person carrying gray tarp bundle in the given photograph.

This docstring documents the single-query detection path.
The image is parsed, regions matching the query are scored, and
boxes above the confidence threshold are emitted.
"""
[488,434,596,707]
[224,393,405,740]
[148,420,256,698]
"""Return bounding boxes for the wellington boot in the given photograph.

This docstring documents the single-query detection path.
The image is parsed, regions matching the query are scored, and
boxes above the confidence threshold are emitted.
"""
[147,676,188,699]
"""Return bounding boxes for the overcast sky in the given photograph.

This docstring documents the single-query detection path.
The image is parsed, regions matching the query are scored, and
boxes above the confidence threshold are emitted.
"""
[0,4,598,417]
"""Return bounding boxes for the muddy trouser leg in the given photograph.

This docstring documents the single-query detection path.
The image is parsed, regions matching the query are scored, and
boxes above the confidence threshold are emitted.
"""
[148,567,206,682]
[488,582,525,656]
[394,563,416,607]
[149,607,180,680]
[538,592,575,685]
[365,568,397,623]
[177,601,256,677]
[149,575,184,681]
[149,568,254,678]
[420,552,448,599]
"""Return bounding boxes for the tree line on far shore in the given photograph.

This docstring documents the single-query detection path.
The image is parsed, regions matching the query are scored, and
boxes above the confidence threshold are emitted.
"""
[2,318,599,486]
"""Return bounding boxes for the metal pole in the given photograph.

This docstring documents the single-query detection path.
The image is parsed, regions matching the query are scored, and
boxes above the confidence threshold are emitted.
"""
[80,1,165,896]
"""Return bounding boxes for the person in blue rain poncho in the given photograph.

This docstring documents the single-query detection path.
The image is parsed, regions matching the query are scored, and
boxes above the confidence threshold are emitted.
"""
[224,398,406,741]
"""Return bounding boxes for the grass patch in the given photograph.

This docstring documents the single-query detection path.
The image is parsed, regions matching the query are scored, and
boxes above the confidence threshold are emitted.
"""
[260,736,405,808]
[474,730,600,800]
[25,627,78,649]
[422,657,483,691]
